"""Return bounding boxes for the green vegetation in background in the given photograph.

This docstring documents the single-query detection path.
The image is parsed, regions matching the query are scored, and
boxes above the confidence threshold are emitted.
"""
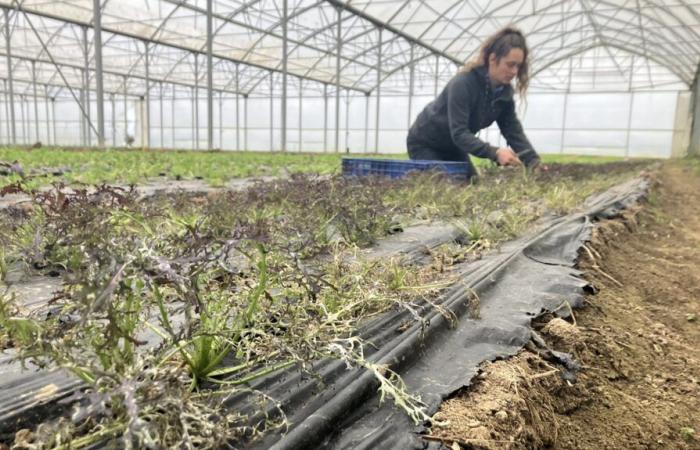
[1,146,630,188]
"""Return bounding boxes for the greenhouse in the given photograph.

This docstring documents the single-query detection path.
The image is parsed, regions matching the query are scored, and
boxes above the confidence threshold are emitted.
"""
[0,1,699,449]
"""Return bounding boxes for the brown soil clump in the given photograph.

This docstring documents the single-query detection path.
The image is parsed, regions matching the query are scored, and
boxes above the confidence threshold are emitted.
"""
[427,161,700,449]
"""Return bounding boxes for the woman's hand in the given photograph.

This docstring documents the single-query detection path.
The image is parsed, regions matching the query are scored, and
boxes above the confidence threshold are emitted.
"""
[495,147,522,166]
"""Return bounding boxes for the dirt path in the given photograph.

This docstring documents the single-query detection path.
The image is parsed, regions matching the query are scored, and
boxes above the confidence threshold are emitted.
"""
[427,160,700,449]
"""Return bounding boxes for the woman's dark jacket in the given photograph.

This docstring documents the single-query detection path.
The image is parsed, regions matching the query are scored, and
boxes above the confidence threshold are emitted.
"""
[407,65,540,167]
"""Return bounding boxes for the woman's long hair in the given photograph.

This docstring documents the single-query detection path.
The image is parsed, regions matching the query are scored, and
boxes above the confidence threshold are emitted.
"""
[462,26,530,97]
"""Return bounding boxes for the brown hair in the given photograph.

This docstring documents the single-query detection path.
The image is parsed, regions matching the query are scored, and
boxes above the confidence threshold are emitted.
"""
[463,26,530,97]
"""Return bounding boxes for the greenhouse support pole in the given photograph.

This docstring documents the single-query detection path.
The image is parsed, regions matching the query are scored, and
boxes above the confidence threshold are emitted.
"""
[560,92,568,153]
[407,44,414,130]
[281,0,288,152]
[625,92,634,158]
[3,79,8,142]
[269,73,274,151]
[139,96,145,148]
[194,53,199,150]
[344,89,350,152]
[159,82,164,148]
[31,60,39,143]
[123,76,128,145]
[434,53,439,98]
[334,6,342,153]
[3,9,16,144]
[51,97,56,145]
[206,0,213,150]
[219,91,223,149]
[171,85,176,148]
[243,93,248,150]
[323,83,328,152]
[111,93,116,146]
[191,86,195,148]
[0,86,3,143]
[235,64,240,150]
[82,27,92,147]
[298,79,302,152]
[80,74,86,146]
[690,73,700,156]
[364,92,369,152]
[19,94,25,144]
[93,0,105,148]
[375,27,383,154]
[144,41,150,149]
[44,85,50,145]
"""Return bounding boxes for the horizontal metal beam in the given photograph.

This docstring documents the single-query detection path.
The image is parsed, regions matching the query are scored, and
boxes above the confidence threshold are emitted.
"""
[0,51,248,97]
[324,0,462,66]
[0,2,367,94]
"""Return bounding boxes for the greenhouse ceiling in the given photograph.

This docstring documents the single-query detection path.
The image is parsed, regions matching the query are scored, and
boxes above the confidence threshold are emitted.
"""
[0,0,698,101]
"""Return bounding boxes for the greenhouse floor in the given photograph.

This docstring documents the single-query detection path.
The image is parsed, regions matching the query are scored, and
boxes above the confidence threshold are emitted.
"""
[428,162,700,450]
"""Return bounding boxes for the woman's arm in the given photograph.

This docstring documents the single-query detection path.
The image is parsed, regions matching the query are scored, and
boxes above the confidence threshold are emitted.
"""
[496,101,540,167]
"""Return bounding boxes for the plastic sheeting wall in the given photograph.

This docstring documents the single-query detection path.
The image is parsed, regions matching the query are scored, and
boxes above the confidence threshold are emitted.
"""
[0,89,688,158]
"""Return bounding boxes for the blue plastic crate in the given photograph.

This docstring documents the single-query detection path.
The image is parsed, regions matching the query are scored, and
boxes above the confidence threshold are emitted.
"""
[342,158,474,181]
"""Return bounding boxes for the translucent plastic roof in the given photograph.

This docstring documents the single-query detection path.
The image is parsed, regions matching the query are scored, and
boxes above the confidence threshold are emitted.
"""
[1,0,698,99]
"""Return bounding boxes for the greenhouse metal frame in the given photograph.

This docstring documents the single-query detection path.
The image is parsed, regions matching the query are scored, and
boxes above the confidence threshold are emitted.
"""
[0,0,699,154]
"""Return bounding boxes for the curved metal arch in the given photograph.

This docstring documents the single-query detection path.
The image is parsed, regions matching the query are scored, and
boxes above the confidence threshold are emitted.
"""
[443,0,696,83]
[529,24,692,82]
[531,41,690,88]
[592,0,700,55]
[364,15,690,95]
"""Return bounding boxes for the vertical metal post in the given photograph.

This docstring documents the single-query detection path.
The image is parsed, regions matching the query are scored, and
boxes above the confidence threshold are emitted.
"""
[217,93,223,149]
[434,53,440,98]
[335,6,342,152]
[3,9,16,144]
[82,27,92,146]
[80,72,86,145]
[171,84,176,148]
[374,27,383,153]
[144,41,150,148]
[243,93,248,151]
[206,0,214,150]
[51,97,56,145]
[3,79,8,141]
[364,92,370,153]
[323,83,328,152]
[123,75,128,145]
[194,53,199,150]
[269,73,274,151]
[44,85,50,145]
[191,86,196,148]
[139,96,145,148]
[344,89,350,152]
[281,0,288,152]
[111,93,116,146]
[560,58,572,153]
[625,92,634,158]
[0,84,3,144]
[235,64,240,150]
[298,79,302,152]
[93,0,105,147]
[31,60,39,143]
[19,94,25,144]
[560,93,568,153]
[159,82,164,148]
[407,44,414,130]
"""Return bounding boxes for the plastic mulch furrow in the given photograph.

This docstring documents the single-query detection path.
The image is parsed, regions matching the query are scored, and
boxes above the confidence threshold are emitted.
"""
[246,177,648,449]
[0,177,648,448]
[0,218,466,437]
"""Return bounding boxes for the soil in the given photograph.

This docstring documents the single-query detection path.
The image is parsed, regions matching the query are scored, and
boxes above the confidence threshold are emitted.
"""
[427,161,700,450]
